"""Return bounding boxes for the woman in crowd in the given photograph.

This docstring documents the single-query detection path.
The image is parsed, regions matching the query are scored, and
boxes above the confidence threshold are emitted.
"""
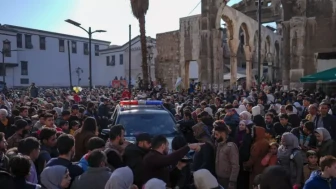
[40,165,71,189]
[234,120,252,189]
[73,117,98,161]
[193,169,223,189]
[277,132,303,189]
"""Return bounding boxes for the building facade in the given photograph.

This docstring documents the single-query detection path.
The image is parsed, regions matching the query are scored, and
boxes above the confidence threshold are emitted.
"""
[0,24,111,87]
[99,36,157,86]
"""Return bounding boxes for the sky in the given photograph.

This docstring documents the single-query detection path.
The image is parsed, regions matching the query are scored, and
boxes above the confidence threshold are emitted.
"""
[0,0,273,45]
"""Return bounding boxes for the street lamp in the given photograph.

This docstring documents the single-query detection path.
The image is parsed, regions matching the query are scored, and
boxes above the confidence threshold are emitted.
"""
[147,37,154,82]
[75,67,84,86]
[1,40,21,82]
[65,19,106,90]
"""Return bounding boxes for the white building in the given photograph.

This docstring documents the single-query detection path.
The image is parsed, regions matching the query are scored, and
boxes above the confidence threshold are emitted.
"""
[0,24,111,87]
[99,36,157,85]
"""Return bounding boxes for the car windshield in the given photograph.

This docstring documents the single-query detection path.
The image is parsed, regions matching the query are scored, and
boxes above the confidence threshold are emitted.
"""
[116,113,176,137]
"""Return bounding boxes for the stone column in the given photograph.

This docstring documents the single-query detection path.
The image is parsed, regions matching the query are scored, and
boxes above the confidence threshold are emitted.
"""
[244,45,253,90]
[267,53,273,82]
[230,55,238,88]
[282,21,290,86]
[228,38,239,89]
[212,29,223,92]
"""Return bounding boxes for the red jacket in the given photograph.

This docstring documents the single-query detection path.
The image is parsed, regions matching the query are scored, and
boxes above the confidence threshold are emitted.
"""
[73,94,81,103]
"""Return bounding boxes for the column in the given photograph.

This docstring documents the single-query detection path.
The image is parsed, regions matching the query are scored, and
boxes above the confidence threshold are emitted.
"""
[244,46,253,90]
[230,55,237,88]
[267,54,273,82]
[228,38,240,89]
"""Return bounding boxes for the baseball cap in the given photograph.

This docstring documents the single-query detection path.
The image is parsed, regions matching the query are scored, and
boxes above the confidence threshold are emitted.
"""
[136,133,152,143]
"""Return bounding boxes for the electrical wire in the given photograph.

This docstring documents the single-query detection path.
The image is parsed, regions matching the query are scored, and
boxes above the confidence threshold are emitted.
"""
[188,1,201,15]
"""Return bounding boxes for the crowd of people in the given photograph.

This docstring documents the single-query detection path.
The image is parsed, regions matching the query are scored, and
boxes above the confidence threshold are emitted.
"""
[0,82,336,189]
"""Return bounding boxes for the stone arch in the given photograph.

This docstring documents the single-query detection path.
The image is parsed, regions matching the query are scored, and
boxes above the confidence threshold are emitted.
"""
[222,15,234,40]
[238,22,250,47]
[216,4,239,40]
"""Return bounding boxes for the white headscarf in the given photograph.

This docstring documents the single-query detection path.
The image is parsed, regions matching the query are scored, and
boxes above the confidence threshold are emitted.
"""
[144,178,166,189]
[193,169,222,189]
[104,166,133,189]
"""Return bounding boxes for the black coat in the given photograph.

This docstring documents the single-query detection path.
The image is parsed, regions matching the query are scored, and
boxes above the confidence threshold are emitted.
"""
[123,143,149,188]
[192,142,216,177]
[178,119,197,143]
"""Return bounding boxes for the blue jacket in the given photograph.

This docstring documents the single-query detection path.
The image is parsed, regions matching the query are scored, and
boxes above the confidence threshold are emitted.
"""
[78,154,89,172]
[304,170,336,189]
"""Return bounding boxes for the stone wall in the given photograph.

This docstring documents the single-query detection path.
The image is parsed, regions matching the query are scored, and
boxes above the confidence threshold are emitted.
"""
[155,31,180,89]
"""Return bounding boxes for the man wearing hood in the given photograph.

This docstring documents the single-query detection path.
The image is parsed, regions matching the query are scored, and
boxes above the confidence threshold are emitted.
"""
[192,122,216,177]
[123,133,152,188]
[303,155,336,189]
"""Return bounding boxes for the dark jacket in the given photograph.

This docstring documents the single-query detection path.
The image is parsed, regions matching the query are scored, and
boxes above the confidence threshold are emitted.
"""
[178,119,197,143]
[315,114,336,140]
[273,122,293,138]
[35,145,59,178]
[143,146,190,187]
[192,142,216,176]
[70,167,111,189]
[288,113,301,128]
[123,143,149,188]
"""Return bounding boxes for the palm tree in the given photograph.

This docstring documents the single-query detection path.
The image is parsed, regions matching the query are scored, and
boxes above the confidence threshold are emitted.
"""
[130,0,149,88]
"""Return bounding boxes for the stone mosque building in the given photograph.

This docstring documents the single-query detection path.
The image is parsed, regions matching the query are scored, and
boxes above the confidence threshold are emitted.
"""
[154,0,336,90]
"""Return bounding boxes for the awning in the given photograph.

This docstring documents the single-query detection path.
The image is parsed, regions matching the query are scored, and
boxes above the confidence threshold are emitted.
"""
[300,67,336,83]
[223,73,246,80]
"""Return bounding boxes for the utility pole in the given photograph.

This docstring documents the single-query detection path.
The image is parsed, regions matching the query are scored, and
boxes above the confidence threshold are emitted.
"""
[128,25,132,91]
[257,0,262,91]
[67,40,73,89]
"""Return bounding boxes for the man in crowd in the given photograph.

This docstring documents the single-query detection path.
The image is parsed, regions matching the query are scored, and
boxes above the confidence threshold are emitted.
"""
[18,137,40,184]
[46,134,83,185]
[123,133,152,188]
[71,149,111,189]
[142,135,202,187]
[304,155,336,188]
[105,124,125,170]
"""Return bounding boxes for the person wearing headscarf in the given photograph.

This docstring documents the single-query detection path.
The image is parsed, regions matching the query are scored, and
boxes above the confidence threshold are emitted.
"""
[193,169,223,189]
[234,120,253,189]
[235,104,247,115]
[314,128,336,157]
[277,132,303,189]
[143,178,166,189]
[40,165,71,189]
[104,166,135,189]
[239,111,254,128]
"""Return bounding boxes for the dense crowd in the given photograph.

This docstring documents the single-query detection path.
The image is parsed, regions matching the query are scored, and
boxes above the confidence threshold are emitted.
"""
[0,82,336,189]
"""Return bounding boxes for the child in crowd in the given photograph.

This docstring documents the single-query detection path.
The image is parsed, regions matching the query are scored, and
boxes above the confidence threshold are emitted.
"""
[261,142,279,167]
[69,121,80,136]
[59,120,69,134]
[302,150,320,183]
